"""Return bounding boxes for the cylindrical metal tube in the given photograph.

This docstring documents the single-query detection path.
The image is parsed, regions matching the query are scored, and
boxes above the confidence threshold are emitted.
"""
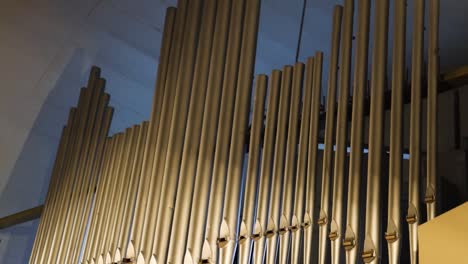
[386,0,406,263]
[201,0,246,262]
[343,0,370,263]
[291,58,314,264]
[150,0,203,262]
[252,70,282,264]
[265,65,293,264]
[330,1,353,263]
[362,0,389,263]
[183,0,234,262]
[219,0,261,262]
[426,0,439,222]
[318,6,343,264]
[278,62,304,264]
[407,0,424,263]
[238,75,268,264]
[126,6,178,262]
[304,53,323,263]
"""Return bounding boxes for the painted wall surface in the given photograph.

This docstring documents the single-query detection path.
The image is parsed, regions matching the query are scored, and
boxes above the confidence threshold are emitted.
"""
[1,0,468,263]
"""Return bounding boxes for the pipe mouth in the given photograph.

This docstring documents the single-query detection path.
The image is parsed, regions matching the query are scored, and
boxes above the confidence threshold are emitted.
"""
[264,229,275,238]
[406,215,417,224]
[424,194,435,204]
[361,249,376,263]
[385,232,399,243]
[278,227,288,235]
[217,236,229,248]
[121,258,133,263]
[317,217,327,226]
[302,221,311,229]
[238,234,248,244]
[328,231,338,241]
[290,224,300,232]
[343,238,356,250]
[251,232,262,241]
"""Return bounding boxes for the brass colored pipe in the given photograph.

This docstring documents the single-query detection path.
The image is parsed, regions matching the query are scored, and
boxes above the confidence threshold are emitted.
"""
[184,0,234,263]
[291,58,314,263]
[118,122,148,257]
[82,135,115,263]
[55,80,105,263]
[362,0,388,263]
[407,0,424,263]
[252,70,282,264]
[201,0,246,262]
[304,53,323,263]
[219,0,261,262]
[127,6,178,262]
[330,1,353,263]
[426,0,439,222]
[43,80,97,263]
[386,0,406,263]
[138,2,189,261]
[278,62,304,264]
[318,6,343,264]
[238,75,267,264]
[266,65,293,264]
[343,0,370,263]
[150,0,203,262]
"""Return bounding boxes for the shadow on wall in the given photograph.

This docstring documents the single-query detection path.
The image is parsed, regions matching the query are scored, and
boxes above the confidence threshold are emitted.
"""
[0,49,95,263]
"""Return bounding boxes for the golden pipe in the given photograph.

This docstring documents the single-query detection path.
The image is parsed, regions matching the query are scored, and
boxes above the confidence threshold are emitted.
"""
[386,0,406,263]
[109,127,138,261]
[304,53,323,263]
[407,0,424,263]
[54,79,105,263]
[73,106,114,263]
[83,136,115,262]
[37,88,88,264]
[64,92,112,263]
[291,58,314,263]
[265,65,293,264]
[252,70,282,264]
[330,1,353,263]
[278,62,304,264]
[165,0,232,263]
[43,79,97,263]
[426,0,440,222]
[118,122,148,258]
[150,0,204,262]
[127,7,177,262]
[238,75,267,264]
[362,0,388,263]
[318,6,342,264]
[30,111,75,264]
[98,131,128,260]
[183,0,234,263]
[219,0,261,262]
[138,2,190,262]
[90,133,123,260]
[201,0,246,262]
[343,0,370,263]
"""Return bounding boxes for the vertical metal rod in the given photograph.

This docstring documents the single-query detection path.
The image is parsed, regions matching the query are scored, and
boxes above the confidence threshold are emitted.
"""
[386,0,406,263]
[219,0,261,262]
[150,0,203,262]
[407,0,424,263]
[138,2,189,262]
[318,6,343,264]
[126,6,178,262]
[343,0,370,263]
[304,53,323,263]
[64,92,112,263]
[291,59,314,264]
[330,1,353,263]
[82,136,115,263]
[74,106,114,263]
[120,122,148,258]
[183,0,234,263]
[278,62,304,264]
[362,0,389,262]
[238,75,268,264]
[252,70,282,264]
[201,0,246,262]
[265,65,293,264]
[426,0,440,222]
